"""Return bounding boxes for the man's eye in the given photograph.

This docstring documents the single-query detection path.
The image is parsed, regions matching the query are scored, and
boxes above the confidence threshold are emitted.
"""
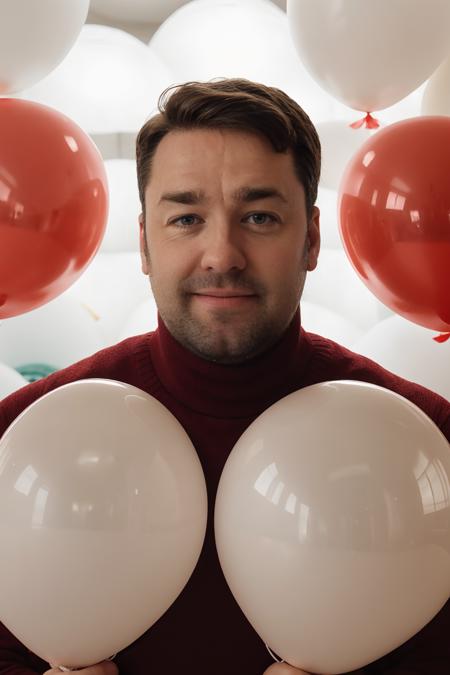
[246,213,278,227]
[170,214,201,228]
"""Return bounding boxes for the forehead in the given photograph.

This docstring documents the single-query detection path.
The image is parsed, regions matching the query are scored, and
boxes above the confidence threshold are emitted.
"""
[145,128,302,200]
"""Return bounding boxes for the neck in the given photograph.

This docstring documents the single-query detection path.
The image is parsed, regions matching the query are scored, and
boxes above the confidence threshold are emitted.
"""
[150,308,312,419]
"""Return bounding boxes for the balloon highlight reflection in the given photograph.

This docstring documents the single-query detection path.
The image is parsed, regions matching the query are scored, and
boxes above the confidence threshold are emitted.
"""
[0,379,207,669]
[215,381,450,674]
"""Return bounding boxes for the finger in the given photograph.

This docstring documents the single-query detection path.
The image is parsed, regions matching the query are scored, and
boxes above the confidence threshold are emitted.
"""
[44,661,118,675]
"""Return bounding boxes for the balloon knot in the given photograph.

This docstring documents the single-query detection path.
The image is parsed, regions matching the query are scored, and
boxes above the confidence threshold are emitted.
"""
[350,112,380,130]
[432,332,450,343]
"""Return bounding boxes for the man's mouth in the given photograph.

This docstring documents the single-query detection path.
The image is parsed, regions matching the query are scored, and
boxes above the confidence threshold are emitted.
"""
[193,288,256,298]
[191,288,258,308]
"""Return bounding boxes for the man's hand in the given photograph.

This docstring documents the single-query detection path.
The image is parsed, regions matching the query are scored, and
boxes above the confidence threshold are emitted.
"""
[44,661,118,675]
[264,663,312,674]
[264,665,366,675]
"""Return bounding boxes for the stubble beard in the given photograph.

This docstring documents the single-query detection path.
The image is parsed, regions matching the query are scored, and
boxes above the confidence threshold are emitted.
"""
[154,268,308,365]
[146,236,310,365]
[161,298,290,365]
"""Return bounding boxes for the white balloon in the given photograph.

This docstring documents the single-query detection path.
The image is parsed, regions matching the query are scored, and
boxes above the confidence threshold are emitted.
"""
[315,186,342,249]
[352,316,450,401]
[150,0,348,124]
[0,362,27,401]
[378,81,426,126]
[19,24,175,134]
[0,293,103,376]
[303,248,385,331]
[0,0,89,94]
[300,301,363,348]
[118,297,159,342]
[317,120,373,191]
[91,0,189,24]
[422,56,450,116]
[69,252,151,347]
[0,379,207,668]
[100,160,141,253]
[215,380,450,673]
[287,0,450,112]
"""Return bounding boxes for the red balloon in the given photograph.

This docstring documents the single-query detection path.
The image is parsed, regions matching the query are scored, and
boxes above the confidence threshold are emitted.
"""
[0,98,108,319]
[338,116,450,332]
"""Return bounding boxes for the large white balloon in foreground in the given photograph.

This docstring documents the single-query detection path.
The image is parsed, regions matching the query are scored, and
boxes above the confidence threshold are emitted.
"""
[287,0,450,112]
[20,24,174,134]
[352,316,450,401]
[150,0,347,123]
[0,0,89,94]
[215,380,450,674]
[0,379,207,669]
[91,0,188,24]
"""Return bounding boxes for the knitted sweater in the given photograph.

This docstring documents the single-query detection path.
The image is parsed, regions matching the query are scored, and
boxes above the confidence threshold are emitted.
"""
[0,311,449,675]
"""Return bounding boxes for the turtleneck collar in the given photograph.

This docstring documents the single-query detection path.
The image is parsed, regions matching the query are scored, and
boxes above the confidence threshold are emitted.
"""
[150,308,312,419]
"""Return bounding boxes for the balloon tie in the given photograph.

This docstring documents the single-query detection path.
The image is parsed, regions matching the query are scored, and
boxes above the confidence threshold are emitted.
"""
[265,643,284,664]
[432,332,450,343]
[350,112,380,129]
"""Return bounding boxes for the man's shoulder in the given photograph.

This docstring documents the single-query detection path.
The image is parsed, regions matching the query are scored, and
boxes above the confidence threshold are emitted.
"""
[304,330,450,440]
[0,331,157,439]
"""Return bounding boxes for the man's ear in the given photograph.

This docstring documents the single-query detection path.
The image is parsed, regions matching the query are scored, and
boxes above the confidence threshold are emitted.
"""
[139,214,151,276]
[306,206,321,271]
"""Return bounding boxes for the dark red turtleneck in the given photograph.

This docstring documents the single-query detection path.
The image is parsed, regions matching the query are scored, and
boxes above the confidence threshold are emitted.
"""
[0,310,449,675]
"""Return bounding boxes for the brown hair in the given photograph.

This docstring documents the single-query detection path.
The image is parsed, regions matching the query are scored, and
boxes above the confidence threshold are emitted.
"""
[136,78,321,218]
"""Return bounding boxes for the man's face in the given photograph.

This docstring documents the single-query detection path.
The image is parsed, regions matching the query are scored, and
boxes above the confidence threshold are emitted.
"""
[140,128,320,364]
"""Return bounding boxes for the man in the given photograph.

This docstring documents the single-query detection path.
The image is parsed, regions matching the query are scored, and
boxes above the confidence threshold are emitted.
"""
[0,79,449,675]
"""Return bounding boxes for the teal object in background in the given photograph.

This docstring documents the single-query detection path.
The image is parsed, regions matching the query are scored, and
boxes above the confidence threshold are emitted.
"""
[16,363,58,383]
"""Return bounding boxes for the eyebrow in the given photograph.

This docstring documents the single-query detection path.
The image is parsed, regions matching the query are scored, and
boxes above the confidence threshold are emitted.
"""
[233,186,288,204]
[158,186,288,206]
[158,190,205,205]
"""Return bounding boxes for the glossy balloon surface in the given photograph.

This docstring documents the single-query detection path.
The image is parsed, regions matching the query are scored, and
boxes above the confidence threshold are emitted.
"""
[215,381,450,674]
[338,116,450,332]
[0,99,108,319]
[287,0,450,112]
[0,379,207,669]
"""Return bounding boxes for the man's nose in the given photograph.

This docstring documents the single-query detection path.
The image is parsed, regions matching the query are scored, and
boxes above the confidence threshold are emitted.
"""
[200,224,247,273]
